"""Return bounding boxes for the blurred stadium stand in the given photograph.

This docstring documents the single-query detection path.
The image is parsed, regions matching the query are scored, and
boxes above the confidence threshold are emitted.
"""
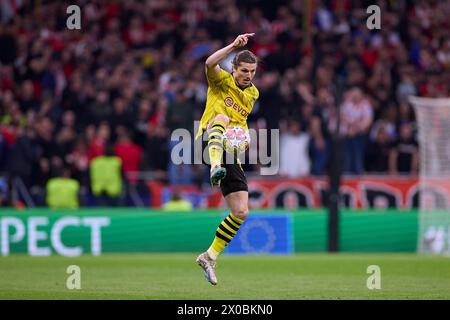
[0,0,449,208]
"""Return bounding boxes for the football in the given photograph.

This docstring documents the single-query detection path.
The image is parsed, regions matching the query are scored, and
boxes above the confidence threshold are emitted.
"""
[223,126,250,155]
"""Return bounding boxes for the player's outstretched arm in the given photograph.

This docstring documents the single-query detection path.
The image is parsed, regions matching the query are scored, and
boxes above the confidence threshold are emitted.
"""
[205,33,255,76]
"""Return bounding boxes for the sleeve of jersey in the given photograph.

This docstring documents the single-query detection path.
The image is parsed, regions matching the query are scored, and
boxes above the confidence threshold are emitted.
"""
[253,87,260,102]
[205,67,229,89]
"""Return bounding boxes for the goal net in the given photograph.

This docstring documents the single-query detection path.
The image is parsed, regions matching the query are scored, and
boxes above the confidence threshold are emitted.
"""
[410,96,450,255]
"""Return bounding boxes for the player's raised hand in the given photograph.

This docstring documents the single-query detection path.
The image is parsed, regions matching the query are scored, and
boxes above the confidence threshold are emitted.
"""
[232,33,255,48]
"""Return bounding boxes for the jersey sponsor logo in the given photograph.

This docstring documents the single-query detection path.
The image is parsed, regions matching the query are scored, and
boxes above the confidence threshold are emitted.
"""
[224,97,249,117]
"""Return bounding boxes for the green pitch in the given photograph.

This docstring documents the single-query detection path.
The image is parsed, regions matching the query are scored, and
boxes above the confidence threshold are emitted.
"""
[1,254,449,300]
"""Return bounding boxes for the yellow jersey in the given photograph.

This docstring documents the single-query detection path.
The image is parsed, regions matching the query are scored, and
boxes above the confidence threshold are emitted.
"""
[195,67,259,140]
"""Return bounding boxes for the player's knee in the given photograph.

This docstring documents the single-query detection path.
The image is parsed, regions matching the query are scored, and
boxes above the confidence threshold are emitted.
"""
[232,208,248,221]
[214,114,229,126]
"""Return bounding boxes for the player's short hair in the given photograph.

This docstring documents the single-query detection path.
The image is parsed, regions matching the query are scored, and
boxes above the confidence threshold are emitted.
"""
[232,50,258,67]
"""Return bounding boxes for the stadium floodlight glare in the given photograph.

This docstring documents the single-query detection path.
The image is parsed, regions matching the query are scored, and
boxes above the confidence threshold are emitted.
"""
[410,96,450,255]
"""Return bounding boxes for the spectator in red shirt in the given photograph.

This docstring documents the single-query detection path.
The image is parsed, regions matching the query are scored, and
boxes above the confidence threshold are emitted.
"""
[88,122,110,161]
[114,126,143,185]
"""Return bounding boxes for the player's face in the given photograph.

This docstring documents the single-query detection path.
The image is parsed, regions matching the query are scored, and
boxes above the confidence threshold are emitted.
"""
[233,62,257,88]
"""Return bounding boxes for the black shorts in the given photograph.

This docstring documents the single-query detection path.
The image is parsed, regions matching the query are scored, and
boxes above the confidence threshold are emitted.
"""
[202,139,248,197]
[219,161,248,197]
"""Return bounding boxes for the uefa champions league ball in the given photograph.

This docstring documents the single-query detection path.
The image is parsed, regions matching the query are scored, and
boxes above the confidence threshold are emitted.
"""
[223,126,250,155]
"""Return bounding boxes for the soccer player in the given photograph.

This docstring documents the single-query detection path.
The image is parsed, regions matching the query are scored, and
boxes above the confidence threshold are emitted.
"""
[195,33,259,285]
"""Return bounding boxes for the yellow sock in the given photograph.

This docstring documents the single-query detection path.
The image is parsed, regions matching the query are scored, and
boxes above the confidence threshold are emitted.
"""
[208,121,226,168]
[207,213,244,259]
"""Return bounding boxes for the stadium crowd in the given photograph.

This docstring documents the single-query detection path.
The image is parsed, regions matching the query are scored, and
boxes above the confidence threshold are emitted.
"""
[0,0,449,207]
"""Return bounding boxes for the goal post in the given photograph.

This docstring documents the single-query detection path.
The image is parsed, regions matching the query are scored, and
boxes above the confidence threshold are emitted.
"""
[410,96,450,255]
